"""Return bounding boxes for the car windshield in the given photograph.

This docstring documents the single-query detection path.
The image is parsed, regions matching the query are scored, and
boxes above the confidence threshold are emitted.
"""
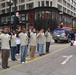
[54,30,65,34]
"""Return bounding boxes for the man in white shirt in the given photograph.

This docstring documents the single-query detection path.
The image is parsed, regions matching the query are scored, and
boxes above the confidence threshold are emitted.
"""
[16,32,21,55]
[19,28,28,63]
[11,30,17,61]
[29,28,37,59]
[37,29,45,56]
[0,27,10,69]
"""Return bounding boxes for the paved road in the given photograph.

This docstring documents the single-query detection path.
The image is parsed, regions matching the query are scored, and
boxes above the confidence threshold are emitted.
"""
[0,42,76,75]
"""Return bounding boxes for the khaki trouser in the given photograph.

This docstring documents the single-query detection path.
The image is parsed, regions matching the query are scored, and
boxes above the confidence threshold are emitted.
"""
[30,46,36,59]
[1,49,10,67]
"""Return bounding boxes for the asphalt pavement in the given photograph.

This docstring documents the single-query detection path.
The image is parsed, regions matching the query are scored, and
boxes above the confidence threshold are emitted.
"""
[0,42,76,75]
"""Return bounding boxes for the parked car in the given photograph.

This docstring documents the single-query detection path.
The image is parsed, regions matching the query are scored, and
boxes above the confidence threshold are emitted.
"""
[53,29,72,43]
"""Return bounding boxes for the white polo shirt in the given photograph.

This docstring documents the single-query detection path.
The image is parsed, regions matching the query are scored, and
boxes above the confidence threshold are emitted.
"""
[11,34,16,47]
[19,32,28,46]
[30,32,37,46]
[0,33,10,50]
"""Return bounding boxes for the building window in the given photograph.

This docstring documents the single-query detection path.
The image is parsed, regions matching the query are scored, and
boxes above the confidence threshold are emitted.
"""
[2,9,5,14]
[38,11,51,19]
[11,15,14,23]
[38,1,40,7]
[44,11,51,19]
[29,3,33,9]
[58,4,62,11]
[26,14,29,20]
[19,0,25,3]
[6,8,10,13]
[26,3,33,9]
[39,11,45,19]
[35,12,39,20]
[19,14,25,23]
[67,10,71,15]
[6,16,9,23]
[52,12,56,20]
[67,3,71,9]
[12,6,17,12]
[46,1,49,6]
[19,5,25,10]
[1,17,6,23]
[28,12,34,20]
[58,0,62,3]
[63,0,66,6]
[50,2,52,6]
[22,14,25,21]
[41,1,44,7]
[26,12,34,21]
[63,7,66,13]
[1,3,5,8]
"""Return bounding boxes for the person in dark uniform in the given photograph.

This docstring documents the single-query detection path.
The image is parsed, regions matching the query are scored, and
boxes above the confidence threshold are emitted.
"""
[70,30,75,46]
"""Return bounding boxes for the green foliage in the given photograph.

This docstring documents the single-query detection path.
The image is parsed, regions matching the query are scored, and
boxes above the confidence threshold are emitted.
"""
[74,22,76,29]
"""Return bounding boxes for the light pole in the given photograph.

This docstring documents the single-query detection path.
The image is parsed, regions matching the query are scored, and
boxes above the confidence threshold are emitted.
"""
[7,0,13,30]
[13,0,17,30]
[71,17,74,28]
[59,12,63,25]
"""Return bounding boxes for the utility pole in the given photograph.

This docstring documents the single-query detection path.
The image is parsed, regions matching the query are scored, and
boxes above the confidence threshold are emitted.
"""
[13,0,17,30]
[7,0,13,30]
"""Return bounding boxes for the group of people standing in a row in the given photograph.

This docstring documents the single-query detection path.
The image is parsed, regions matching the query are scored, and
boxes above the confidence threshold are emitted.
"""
[0,27,53,69]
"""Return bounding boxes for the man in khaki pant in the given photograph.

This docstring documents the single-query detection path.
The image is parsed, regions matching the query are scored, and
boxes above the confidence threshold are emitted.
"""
[1,50,10,69]
[29,28,37,59]
[0,27,10,69]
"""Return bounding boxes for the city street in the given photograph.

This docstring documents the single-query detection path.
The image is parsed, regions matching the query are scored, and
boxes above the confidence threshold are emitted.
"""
[0,42,76,75]
[0,0,76,75]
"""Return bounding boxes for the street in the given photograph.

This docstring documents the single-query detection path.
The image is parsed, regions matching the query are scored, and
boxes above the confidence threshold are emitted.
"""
[0,42,76,75]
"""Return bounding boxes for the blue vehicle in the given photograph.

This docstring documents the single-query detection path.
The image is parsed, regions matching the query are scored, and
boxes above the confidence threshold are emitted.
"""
[53,29,72,43]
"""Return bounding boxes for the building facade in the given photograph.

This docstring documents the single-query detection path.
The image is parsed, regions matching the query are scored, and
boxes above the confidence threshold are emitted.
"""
[0,0,76,16]
[0,0,76,30]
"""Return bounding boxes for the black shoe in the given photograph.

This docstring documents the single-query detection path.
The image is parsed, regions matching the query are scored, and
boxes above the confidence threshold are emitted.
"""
[3,67,7,69]
[46,52,50,54]
[42,53,46,55]
[15,59,17,61]
[12,59,15,61]
[12,59,17,61]
[39,54,42,56]
[71,43,73,46]
[6,66,10,68]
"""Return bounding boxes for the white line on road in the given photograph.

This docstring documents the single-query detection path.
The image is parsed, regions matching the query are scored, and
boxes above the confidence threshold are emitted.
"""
[61,55,73,65]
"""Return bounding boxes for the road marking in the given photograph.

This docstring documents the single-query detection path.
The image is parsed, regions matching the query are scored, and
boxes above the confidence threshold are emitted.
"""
[61,55,73,65]
[0,45,69,73]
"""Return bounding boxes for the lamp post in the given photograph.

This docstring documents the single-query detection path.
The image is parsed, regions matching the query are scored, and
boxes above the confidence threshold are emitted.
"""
[59,12,63,25]
[7,0,13,30]
[12,0,17,30]
[71,17,74,28]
